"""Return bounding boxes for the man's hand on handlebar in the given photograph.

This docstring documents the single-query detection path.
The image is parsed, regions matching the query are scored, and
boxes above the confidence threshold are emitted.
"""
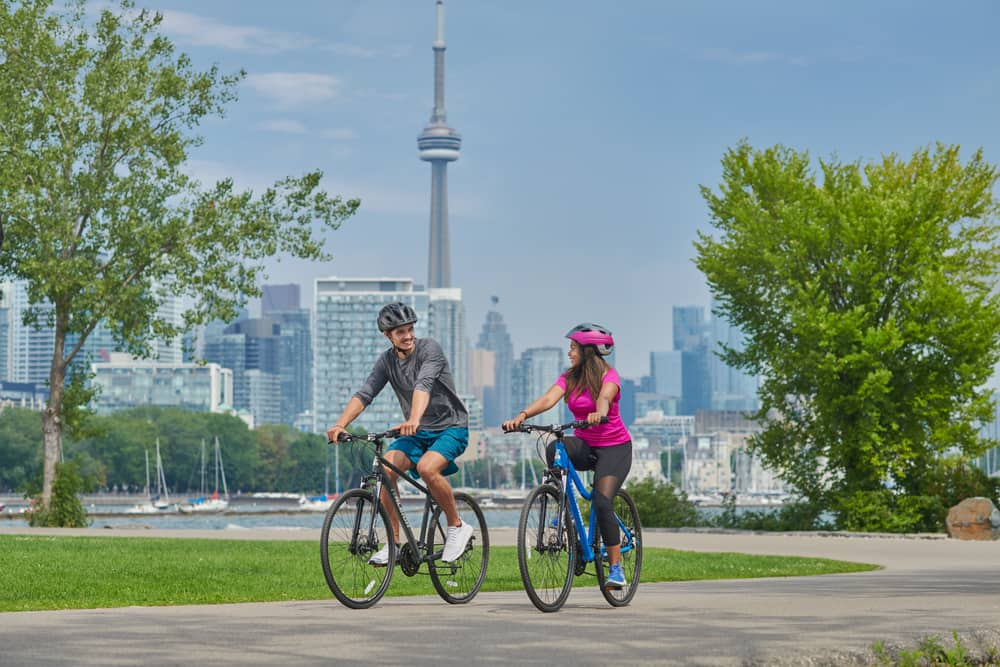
[327,424,348,444]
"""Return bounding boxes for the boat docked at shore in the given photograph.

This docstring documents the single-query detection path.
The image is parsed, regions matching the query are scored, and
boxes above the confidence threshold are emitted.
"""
[297,494,335,512]
[127,440,173,514]
[178,437,229,514]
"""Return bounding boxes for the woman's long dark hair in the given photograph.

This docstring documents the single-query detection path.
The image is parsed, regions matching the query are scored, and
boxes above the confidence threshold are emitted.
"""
[564,344,609,402]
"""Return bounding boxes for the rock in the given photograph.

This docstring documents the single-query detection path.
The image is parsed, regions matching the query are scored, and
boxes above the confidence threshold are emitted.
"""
[945,497,1000,540]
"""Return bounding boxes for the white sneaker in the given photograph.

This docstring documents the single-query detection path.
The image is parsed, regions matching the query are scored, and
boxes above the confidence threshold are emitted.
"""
[368,543,392,567]
[441,521,474,562]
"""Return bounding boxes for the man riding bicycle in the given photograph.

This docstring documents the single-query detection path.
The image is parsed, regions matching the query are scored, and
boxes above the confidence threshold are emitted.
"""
[326,302,474,565]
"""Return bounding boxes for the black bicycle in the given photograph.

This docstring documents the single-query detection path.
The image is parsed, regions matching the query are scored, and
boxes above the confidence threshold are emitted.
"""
[320,429,490,609]
[507,420,642,612]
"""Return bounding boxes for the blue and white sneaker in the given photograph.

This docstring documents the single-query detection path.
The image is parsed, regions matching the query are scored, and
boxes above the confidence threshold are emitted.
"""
[604,563,626,589]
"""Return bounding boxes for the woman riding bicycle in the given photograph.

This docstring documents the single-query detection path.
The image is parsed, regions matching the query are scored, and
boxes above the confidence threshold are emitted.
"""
[502,322,633,589]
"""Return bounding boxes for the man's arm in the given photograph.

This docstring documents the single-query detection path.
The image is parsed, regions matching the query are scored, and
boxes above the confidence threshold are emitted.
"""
[397,389,430,436]
[327,356,388,442]
[326,396,366,443]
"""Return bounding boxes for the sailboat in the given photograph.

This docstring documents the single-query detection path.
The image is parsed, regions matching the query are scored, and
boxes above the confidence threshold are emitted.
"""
[298,443,336,511]
[178,437,229,514]
[127,439,173,513]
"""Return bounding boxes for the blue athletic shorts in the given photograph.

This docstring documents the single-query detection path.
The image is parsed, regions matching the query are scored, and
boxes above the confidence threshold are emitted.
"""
[387,427,468,478]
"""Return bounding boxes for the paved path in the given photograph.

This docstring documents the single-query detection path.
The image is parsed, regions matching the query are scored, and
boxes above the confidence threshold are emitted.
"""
[1,526,998,665]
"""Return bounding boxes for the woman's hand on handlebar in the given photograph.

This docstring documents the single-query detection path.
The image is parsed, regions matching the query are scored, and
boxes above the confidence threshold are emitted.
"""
[586,412,608,425]
[501,412,527,433]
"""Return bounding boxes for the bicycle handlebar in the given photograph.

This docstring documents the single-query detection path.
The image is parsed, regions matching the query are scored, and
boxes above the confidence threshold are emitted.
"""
[503,417,608,434]
[331,428,401,444]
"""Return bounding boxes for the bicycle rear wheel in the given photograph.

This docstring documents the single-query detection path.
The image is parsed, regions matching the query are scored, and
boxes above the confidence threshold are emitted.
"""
[320,488,395,609]
[594,489,642,607]
[517,484,576,612]
[428,491,489,604]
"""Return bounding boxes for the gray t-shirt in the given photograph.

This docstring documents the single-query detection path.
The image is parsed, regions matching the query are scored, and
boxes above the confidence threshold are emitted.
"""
[354,337,468,431]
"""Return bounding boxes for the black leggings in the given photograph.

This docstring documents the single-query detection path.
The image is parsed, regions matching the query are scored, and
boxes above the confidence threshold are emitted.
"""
[545,437,632,547]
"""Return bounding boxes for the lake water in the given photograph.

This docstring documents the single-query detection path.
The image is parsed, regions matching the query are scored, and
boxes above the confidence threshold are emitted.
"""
[0,499,525,531]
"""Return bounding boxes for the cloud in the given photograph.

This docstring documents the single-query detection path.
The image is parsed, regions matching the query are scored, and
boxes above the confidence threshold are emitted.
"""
[158,9,376,57]
[245,72,341,109]
[259,119,308,134]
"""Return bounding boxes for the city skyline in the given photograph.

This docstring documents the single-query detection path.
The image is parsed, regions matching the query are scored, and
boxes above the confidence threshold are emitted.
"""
[129,0,1000,378]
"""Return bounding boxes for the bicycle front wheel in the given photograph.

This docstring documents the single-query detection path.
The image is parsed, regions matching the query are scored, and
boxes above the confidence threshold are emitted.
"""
[517,484,576,613]
[428,492,489,604]
[320,488,395,609]
[595,489,642,607]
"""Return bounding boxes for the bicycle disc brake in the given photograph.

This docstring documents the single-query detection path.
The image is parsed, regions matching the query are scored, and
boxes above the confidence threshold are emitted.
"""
[398,542,421,576]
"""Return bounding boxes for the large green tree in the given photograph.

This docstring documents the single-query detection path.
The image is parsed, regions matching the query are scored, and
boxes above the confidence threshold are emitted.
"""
[695,142,1000,528]
[0,0,358,510]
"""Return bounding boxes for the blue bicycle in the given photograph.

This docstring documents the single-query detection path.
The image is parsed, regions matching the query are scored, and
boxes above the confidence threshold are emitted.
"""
[509,420,642,612]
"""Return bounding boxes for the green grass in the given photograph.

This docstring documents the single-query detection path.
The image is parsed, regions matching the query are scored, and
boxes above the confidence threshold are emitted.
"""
[0,535,878,611]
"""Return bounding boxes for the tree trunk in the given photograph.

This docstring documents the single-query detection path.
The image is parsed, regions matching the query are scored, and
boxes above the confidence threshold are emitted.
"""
[41,324,67,508]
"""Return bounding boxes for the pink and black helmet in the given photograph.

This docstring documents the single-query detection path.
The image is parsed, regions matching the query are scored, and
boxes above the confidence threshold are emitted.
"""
[565,322,614,356]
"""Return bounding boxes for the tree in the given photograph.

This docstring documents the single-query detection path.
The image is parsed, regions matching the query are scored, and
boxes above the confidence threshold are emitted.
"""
[0,1,359,510]
[695,141,1000,529]
[0,407,42,492]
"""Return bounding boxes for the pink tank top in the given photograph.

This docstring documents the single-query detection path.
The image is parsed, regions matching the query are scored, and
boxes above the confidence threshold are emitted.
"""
[555,367,632,447]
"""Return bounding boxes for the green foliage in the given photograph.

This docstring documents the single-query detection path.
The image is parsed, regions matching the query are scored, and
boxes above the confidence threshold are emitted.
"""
[707,493,833,531]
[696,141,1000,529]
[0,408,42,492]
[835,489,944,533]
[27,461,89,527]
[626,477,700,527]
[871,631,996,667]
[0,0,358,500]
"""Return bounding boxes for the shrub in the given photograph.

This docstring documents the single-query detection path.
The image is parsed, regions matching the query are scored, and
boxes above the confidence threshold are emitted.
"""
[625,477,699,527]
[27,461,90,528]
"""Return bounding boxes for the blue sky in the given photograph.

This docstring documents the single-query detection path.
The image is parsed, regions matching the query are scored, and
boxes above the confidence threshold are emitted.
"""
[133,0,1000,379]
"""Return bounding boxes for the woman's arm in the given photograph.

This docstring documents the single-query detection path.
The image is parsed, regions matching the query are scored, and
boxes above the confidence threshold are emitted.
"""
[503,383,566,430]
[588,381,620,424]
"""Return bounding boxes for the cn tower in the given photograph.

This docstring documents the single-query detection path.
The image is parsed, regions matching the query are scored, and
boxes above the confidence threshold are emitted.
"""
[418,0,461,289]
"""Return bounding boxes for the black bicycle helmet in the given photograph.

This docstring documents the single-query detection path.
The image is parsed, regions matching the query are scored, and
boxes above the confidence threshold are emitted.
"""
[377,302,418,332]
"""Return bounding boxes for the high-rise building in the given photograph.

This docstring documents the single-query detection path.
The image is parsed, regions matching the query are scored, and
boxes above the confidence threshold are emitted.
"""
[673,305,711,415]
[4,279,182,384]
[313,277,430,433]
[0,282,11,382]
[262,284,301,314]
[650,350,682,398]
[262,284,313,427]
[512,347,564,424]
[203,318,281,426]
[476,299,513,427]
[418,0,461,289]
[428,287,467,395]
[7,281,55,385]
[709,299,759,411]
[466,348,495,407]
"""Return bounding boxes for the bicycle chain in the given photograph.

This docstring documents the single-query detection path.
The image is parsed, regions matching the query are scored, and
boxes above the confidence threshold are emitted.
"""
[398,543,421,576]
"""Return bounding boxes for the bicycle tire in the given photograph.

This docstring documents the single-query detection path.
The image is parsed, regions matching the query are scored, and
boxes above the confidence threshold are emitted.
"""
[594,489,642,607]
[320,488,395,609]
[428,492,490,604]
[517,484,576,613]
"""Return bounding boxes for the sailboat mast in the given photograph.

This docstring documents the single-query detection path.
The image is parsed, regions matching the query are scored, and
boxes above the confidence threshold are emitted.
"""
[216,437,229,498]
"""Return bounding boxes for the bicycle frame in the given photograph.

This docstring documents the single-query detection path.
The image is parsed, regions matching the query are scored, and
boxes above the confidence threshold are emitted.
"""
[358,438,444,564]
[549,438,638,566]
